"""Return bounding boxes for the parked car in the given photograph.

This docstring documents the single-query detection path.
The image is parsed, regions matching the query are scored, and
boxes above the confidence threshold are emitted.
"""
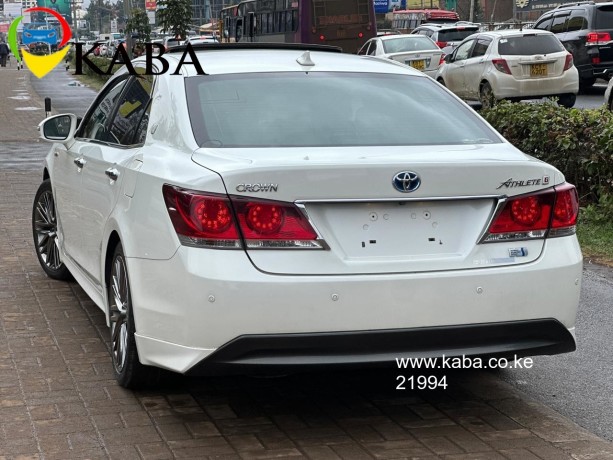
[163,37,184,49]
[358,34,444,77]
[34,44,581,388]
[533,2,613,90]
[185,36,219,45]
[411,22,480,55]
[436,29,579,108]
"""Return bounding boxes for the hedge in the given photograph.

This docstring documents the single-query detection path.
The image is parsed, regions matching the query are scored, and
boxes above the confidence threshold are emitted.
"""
[481,100,613,216]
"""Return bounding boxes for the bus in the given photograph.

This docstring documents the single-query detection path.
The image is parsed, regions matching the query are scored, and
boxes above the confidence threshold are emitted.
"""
[220,0,376,53]
[390,9,459,33]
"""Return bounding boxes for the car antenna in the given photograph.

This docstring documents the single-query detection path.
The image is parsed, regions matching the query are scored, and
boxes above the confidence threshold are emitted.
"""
[296,50,315,67]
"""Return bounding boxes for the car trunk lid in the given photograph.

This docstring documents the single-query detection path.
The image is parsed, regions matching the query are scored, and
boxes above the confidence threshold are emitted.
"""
[192,145,562,275]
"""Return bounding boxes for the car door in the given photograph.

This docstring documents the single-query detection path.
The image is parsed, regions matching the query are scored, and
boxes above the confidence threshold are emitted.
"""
[443,38,475,97]
[78,71,155,284]
[462,36,493,99]
[50,137,83,262]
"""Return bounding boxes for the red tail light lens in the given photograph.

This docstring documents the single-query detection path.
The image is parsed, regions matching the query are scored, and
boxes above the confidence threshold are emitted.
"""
[163,185,324,249]
[163,185,241,248]
[482,184,578,243]
[439,54,446,65]
[232,197,321,248]
[358,32,364,38]
[435,41,447,48]
[492,58,511,74]
[551,183,579,237]
[563,53,573,71]
[319,35,325,41]
[587,32,611,44]
[592,56,601,64]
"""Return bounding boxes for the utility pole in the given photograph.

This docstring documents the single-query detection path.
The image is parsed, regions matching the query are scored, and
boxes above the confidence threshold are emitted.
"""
[469,0,475,22]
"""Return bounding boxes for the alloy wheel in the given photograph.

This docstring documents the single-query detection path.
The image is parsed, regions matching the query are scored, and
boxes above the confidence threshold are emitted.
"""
[33,190,62,271]
[110,255,129,374]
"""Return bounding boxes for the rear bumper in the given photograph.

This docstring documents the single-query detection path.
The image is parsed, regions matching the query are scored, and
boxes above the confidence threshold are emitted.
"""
[492,69,579,99]
[184,319,576,375]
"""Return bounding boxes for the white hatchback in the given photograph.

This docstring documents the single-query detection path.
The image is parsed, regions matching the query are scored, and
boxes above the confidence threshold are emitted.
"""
[436,29,579,108]
[34,44,582,388]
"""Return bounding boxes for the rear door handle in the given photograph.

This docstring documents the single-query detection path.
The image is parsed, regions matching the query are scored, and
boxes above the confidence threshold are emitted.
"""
[74,157,86,168]
[105,168,119,181]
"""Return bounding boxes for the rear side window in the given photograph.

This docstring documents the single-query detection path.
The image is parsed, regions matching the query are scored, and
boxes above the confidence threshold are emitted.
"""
[566,10,588,32]
[438,28,479,42]
[534,16,553,31]
[595,5,613,29]
[497,34,565,55]
[550,14,569,33]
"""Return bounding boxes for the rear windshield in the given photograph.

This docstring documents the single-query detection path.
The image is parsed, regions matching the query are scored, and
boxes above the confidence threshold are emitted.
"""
[382,36,439,53]
[185,72,500,148]
[595,5,613,29]
[497,34,564,55]
[438,28,479,42]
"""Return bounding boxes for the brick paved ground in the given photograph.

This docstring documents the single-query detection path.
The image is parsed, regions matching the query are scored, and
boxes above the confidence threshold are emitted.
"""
[1,65,613,460]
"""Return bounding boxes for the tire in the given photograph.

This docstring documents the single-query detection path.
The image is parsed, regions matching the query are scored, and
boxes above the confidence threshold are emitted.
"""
[579,77,595,93]
[558,94,576,109]
[608,95,613,111]
[32,180,71,280]
[479,82,496,110]
[108,243,158,388]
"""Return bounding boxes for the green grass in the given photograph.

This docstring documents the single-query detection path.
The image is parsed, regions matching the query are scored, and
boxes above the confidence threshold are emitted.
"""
[577,219,613,267]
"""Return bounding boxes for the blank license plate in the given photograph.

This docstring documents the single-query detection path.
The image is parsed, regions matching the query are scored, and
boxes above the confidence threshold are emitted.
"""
[408,60,425,70]
[530,63,547,77]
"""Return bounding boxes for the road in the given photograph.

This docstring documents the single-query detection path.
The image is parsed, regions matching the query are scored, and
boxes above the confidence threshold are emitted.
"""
[9,66,613,445]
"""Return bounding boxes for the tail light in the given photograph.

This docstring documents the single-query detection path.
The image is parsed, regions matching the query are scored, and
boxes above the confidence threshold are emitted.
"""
[435,41,447,48]
[563,53,574,71]
[586,32,611,45]
[439,54,446,65]
[319,35,325,41]
[163,185,324,249]
[358,32,364,38]
[492,58,511,74]
[481,184,578,243]
[592,56,601,64]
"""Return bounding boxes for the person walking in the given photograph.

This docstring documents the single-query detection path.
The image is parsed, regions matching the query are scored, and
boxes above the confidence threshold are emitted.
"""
[0,40,10,67]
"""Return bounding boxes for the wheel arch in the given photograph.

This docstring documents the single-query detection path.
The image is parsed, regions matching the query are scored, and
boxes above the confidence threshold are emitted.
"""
[43,168,49,181]
[104,230,122,326]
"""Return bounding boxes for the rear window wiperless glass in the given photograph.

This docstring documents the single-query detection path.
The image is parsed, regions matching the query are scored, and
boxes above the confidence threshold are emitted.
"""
[595,6,613,29]
[438,28,479,42]
[185,72,501,148]
[497,34,564,55]
[382,36,439,53]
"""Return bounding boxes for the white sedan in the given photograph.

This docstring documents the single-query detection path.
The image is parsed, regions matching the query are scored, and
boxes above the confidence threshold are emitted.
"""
[34,45,581,388]
[358,35,444,77]
[436,29,579,108]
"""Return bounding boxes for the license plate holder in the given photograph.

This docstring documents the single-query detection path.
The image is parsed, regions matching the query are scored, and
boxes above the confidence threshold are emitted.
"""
[530,63,547,77]
[407,59,425,71]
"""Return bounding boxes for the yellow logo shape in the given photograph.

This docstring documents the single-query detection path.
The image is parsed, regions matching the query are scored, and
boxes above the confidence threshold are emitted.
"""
[22,46,71,79]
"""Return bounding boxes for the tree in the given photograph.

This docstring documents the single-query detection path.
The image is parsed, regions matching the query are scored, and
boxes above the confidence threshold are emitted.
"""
[126,9,151,43]
[157,0,192,39]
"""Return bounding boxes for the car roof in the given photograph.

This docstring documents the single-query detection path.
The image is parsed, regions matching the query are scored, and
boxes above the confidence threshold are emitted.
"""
[478,28,554,38]
[140,45,427,78]
[417,22,480,30]
[378,34,434,41]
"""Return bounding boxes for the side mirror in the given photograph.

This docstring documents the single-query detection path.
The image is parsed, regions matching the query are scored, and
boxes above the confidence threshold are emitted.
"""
[444,54,453,63]
[39,114,78,146]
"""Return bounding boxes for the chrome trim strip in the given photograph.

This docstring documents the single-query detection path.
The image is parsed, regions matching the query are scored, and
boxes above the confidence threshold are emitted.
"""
[295,195,501,204]
[476,196,509,244]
